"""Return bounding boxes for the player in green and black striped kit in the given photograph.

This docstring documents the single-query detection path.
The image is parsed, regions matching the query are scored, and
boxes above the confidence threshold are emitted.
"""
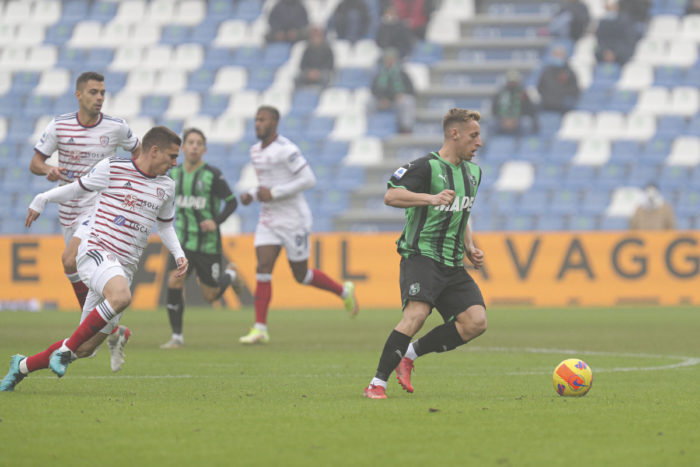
[161,128,240,349]
[364,109,488,399]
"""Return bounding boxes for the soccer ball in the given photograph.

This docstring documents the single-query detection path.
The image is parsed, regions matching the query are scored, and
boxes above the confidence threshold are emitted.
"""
[553,358,593,397]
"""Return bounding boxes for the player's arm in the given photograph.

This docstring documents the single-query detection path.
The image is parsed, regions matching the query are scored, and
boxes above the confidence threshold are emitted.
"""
[385,186,455,208]
[29,150,70,182]
[261,164,316,201]
[384,156,453,208]
[157,219,188,277]
[464,223,484,269]
[25,181,89,227]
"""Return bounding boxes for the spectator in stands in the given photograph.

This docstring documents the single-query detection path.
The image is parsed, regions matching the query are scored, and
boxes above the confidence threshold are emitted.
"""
[687,0,700,14]
[265,0,309,44]
[619,0,651,33]
[375,4,415,59]
[369,48,416,134]
[595,1,640,66]
[537,45,580,113]
[382,0,437,40]
[629,183,676,230]
[491,70,539,135]
[329,0,370,43]
[296,26,335,89]
[547,0,590,41]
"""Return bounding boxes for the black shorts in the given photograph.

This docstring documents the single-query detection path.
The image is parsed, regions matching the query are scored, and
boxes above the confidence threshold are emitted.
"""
[399,255,485,322]
[168,250,223,288]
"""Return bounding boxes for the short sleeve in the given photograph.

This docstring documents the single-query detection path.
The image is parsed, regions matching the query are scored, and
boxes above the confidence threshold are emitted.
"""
[282,144,308,174]
[212,168,234,200]
[77,158,111,192]
[34,118,58,158]
[118,120,139,152]
[157,183,177,221]
[387,157,431,193]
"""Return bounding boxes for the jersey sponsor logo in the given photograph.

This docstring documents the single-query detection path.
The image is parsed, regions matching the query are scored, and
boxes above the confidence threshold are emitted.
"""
[69,150,81,162]
[123,194,139,210]
[113,215,150,233]
[176,194,206,210]
[434,195,475,212]
[393,167,407,179]
[100,136,109,146]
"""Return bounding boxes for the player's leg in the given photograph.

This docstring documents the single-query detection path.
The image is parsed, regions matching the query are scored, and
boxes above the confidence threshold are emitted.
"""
[63,235,89,309]
[286,229,359,316]
[162,254,189,349]
[364,299,431,399]
[239,244,280,344]
[49,249,132,377]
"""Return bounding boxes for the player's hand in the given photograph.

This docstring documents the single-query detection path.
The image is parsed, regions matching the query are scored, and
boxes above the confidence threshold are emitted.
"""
[240,193,253,205]
[466,245,485,270]
[174,257,189,278]
[430,189,455,206]
[25,209,40,228]
[46,167,71,182]
[199,219,217,232]
[257,186,272,202]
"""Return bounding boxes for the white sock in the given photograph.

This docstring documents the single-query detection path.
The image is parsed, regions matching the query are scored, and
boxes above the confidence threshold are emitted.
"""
[172,333,183,342]
[66,272,81,283]
[225,268,237,282]
[19,358,29,375]
[254,322,268,332]
[370,377,387,388]
[404,343,417,361]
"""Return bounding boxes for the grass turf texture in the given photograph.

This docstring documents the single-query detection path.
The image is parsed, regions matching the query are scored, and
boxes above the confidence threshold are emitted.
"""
[1,306,699,467]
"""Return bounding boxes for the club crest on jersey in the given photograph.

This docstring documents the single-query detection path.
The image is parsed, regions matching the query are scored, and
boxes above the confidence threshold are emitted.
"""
[100,136,109,146]
[468,174,477,187]
[156,187,166,199]
[393,167,407,179]
[409,282,420,296]
[123,194,139,210]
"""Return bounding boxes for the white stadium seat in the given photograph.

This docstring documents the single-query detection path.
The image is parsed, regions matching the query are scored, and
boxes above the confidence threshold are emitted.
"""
[101,21,131,48]
[344,137,383,166]
[617,62,653,90]
[665,40,698,67]
[34,69,70,96]
[625,113,656,141]
[346,39,381,69]
[558,110,594,140]
[426,14,460,44]
[128,22,162,46]
[331,40,352,69]
[0,117,7,142]
[105,92,142,119]
[632,38,668,65]
[165,92,201,119]
[634,87,671,115]
[32,0,62,26]
[593,111,625,139]
[68,21,102,48]
[183,115,214,136]
[172,43,204,71]
[153,69,187,95]
[127,116,155,141]
[670,86,700,117]
[260,86,292,116]
[141,45,172,70]
[214,20,249,48]
[606,187,644,218]
[122,69,157,95]
[681,14,700,42]
[172,0,206,26]
[647,15,680,40]
[145,0,176,25]
[0,45,28,72]
[330,112,367,140]
[315,87,352,116]
[224,90,260,118]
[494,161,535,191]
[211,66,247,94]
[110,45,143,72]
[0,71,11,95]
[14,23,45,46]
[115,0,146,24]
[666,137,700,166]
[572,137,611,166]
[1,1,31,25]
[210,115,244,143]
[26,45,57,71]
[404,63,430,92]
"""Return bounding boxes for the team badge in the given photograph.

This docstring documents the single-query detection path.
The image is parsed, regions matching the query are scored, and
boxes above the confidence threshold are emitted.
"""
[409,282,420,296]
[100,136,109,146]
[156,187,166,199]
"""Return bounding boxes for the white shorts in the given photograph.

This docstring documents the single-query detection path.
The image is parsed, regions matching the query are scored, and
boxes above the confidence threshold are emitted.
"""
[76,245,134,334]
[254,222,311,262]
[61,214,91,245]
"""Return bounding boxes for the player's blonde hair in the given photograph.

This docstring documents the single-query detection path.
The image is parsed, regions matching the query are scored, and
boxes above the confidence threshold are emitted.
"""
[442,108,481,135]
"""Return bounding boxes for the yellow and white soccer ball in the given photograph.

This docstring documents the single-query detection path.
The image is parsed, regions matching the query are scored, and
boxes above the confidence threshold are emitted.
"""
[553,358,593,397]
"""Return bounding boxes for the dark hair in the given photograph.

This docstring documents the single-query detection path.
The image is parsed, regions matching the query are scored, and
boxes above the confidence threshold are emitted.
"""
[75,71,104,91]
[182,127,207,146]
[257,105,280,122]
[442,108,481,134]
[142,126,182,152]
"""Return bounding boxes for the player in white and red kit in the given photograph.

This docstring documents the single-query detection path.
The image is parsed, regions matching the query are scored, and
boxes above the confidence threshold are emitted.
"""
[29,72,141,371]
[238,106,359,344]
[0,127,188,391]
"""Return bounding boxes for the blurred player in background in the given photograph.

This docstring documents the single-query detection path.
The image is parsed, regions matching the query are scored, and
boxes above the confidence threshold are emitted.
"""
[238,106,359,344]
[363,108,488,399]
[1,127,187,391]
[161,128,241,349]
[28,71,141,371]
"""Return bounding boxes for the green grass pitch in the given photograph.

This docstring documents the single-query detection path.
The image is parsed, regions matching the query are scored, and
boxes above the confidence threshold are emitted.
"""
[1,305,699,466]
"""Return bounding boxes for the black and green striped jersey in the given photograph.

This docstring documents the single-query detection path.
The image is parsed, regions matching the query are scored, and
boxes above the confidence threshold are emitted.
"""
[170,163,236,255]
[387,152,482,267]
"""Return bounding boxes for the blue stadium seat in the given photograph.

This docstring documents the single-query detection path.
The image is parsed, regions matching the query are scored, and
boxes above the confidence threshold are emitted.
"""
[86,49,115,70]
[685,115,700,137]
[654,66,684,87]
[656,116,688,137]
[335,68,372,89]
[191,21,219,44]
[0,94,23,117]
[231,46,262,68]
[568,214,599,230]
[161,25,190,45]
[290,89,320,115]
[608,90,637,112]
[208,1,236,22]
[549,187,579,215]
[534,162,566,189]
[366,112,397,138]
[641,137,672,163]
[517,136,550,162]
[580,189,611,215]
[261,43,291,67]
[410,41,443,64]
[140,96,170,118]
[547,139,577,163]
[538,112,563,137]
[576,88,609,112]
[187,68,216,93]
[609,141,640,164]
[44,23,75,45]
[56,48,86,72]
[564,165,598,188]
[155,118,184,135]
[502,214,536,231]
[235,0,264,21]
[626,165,659,187]
[596,163,627,190]
[246,66,276,91]
[53,93,76,115]
[294,138,318,158]
[23,96,54,118]
[599,216,629,230]
[677,191,700,217]
[592,63,621,87]
[11,72,40,94]
[62,0,90,23]
[537,214,567,231]
[658,165,691,191]
[489,190,520,215]
[684,65,700,87]
[89,1,118,21]
[204,47,233,68]
[518,188,549,215]
[335,166,366,191]
[318,140,349,164]
[306,116,335,140]
[200,93,229,116]
[278,114,307,139]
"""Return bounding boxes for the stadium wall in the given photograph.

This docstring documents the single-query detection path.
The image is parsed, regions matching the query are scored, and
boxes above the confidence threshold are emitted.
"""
[1,231,699,310]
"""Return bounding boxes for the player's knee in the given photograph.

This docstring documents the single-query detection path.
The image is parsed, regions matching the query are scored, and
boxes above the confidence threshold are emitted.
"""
[456,307,487,340]
[108,290,132,312]
[202,288,219,303]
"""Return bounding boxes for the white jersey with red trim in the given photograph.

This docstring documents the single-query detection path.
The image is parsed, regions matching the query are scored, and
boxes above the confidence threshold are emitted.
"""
[77,157,176,268]
[250,135,312,230]
[34,112,139,229]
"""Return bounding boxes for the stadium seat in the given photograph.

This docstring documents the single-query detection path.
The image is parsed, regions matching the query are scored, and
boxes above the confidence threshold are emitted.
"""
[681,14,700,41]
[666,137,700,166]
[165,92,200,119]
[607,89,637,112]
[347,39,381,69]
[564,165,598,187]
[634,87,670,115]
[596,163,627,190]
[161,25,189,45]
[518,188,549,215]
[173,0,206,26]
[211,66,247,94]
[410,41,443,65]
[654,66,684,87]
[534,162,566,189]
[666,40,698,67]
[647,15,680,40]
[632,38,668,66]
[655,116,688,138]
[593,111,625,139]
[34,69,70,97]
[290,89,320,116]
[670,86,699,117]
[618,63,653,90]
[330,112,366,141]
[625,113,657,141]
[335,68,372,90]
[260,86,292,115]
[609,141,640,164]
[62,0,90,24]
[686,114,700,137]
[123,70,157,95]
[558,111,594,140]
[426,13,461,44]
[183,114,214,135]
[605,187,644,218]
[365,112,397,139]
[246,65,276,91]
[140,95,170,118]
[315,87,352,117]
[186,68,215,93]
[214,20,253,48]
[344,137,383,166]
[494,161,534,192]
[106,92,141,119]
[224,90,259,118]
[210,115,244,143]
[110,46,143,72]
